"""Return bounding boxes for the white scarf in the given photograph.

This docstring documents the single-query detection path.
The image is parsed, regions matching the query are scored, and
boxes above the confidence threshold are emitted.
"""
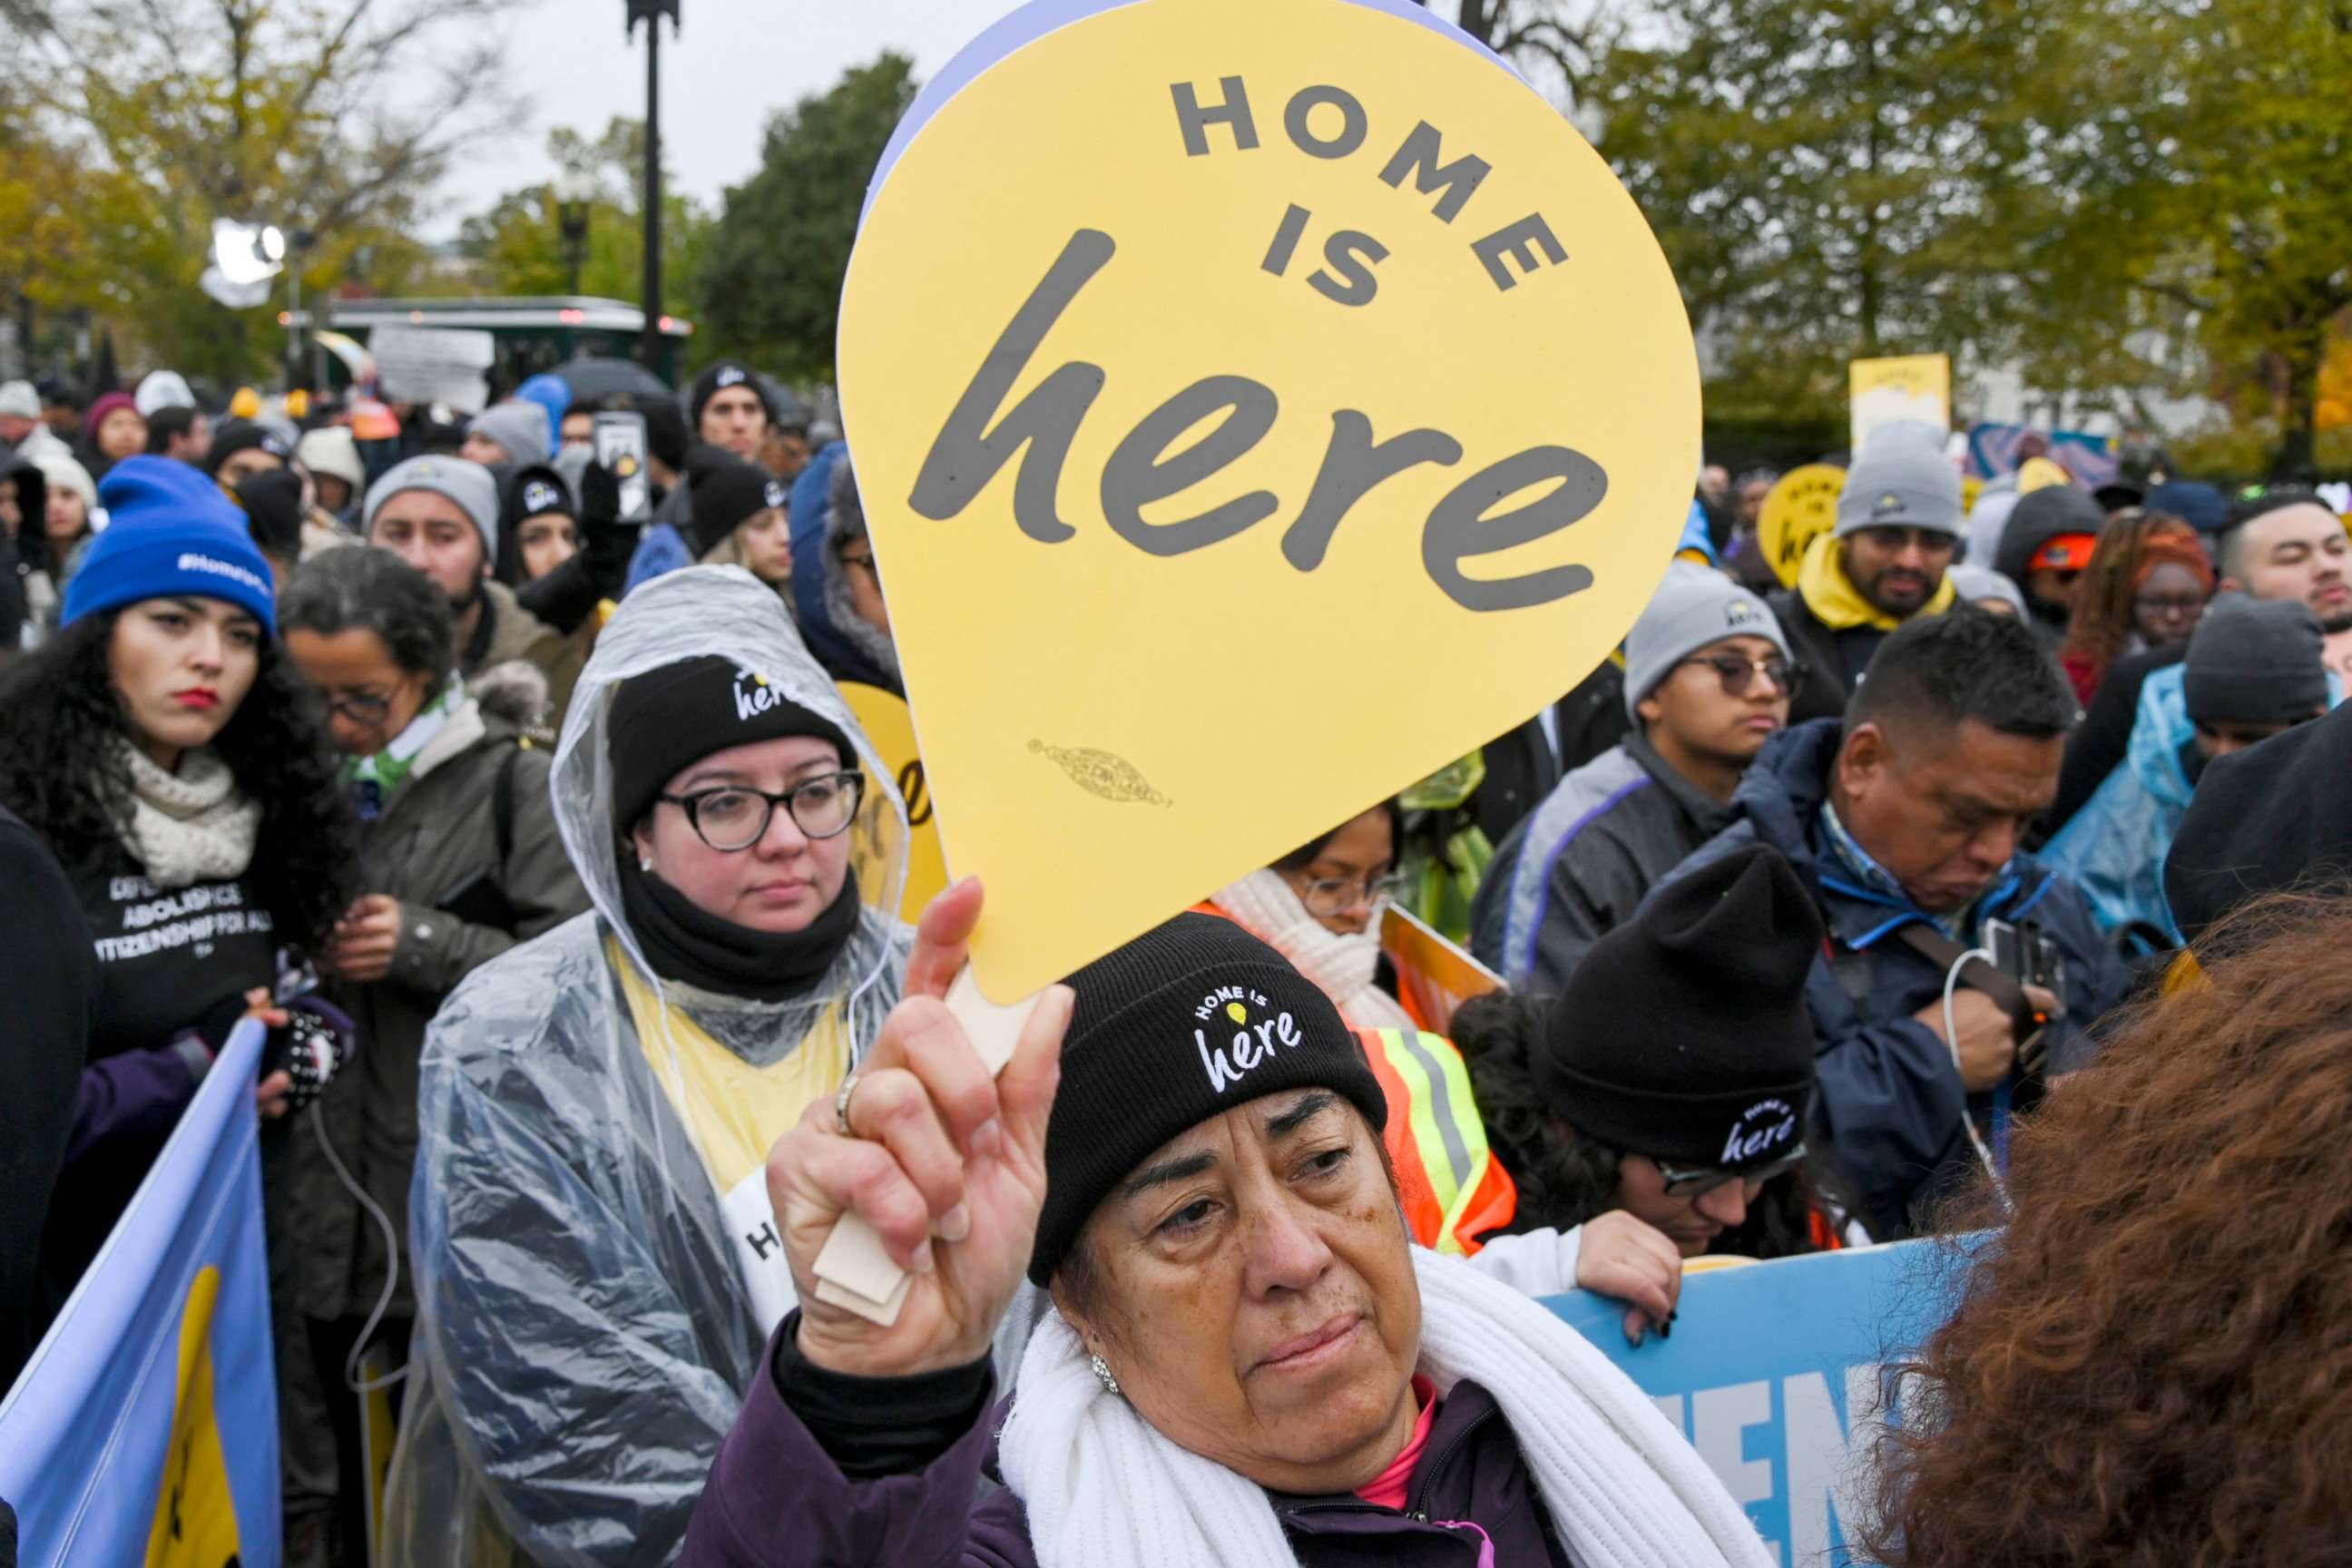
[115,740,262,890]
[1211,868,1416,1033]
[998,1247,1772,1568]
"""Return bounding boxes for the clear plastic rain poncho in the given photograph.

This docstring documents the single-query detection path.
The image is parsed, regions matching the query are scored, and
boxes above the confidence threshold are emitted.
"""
[382,566,913,1566]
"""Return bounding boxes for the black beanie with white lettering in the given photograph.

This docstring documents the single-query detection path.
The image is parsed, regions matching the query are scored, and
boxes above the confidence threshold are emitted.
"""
[1030,913,1388,1287]
[1539,843,1821,1172]
[606,654,851,836]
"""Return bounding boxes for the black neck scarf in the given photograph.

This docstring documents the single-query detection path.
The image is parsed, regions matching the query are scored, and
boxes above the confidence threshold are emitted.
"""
[619,856,861,1004]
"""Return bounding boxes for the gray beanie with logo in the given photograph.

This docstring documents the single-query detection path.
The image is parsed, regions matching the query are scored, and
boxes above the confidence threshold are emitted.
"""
[1623,563,1790,719]
[362,456,503,568]
[2184,595,2330,727]
[1834,441,1964,540]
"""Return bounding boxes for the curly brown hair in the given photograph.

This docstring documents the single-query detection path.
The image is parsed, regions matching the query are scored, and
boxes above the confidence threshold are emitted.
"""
[2057,510,2213,681]
[1865,892,2352,1567]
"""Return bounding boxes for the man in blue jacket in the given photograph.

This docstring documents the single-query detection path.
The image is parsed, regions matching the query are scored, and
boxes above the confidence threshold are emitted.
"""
[1665,609,2131,1238]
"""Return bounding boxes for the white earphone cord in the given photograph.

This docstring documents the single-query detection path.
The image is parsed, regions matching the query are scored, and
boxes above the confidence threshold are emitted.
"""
[1941,946,2016,1218]
[307,1099,410,1397]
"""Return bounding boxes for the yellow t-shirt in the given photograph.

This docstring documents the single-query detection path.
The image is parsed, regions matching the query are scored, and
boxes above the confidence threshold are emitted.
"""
[609,936,850,1327]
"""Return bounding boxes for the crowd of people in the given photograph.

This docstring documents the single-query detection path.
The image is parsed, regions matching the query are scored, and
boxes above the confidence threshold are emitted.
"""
[3,351,2349,1567]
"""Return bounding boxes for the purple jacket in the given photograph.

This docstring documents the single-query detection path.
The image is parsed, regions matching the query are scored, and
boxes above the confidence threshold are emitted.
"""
[681,1326,1574,1567]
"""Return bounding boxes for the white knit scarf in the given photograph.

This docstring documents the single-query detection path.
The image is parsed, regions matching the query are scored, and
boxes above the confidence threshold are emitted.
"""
[998,1247,1773,1568]
[1211,869,1416,1033]
[115,740,262,890]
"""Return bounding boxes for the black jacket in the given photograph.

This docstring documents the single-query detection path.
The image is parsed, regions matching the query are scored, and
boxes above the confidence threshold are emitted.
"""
[2166,699,2352,943]
[0,808,92,1389]
[1472,732,1733,995]
[1765,585,1888,727]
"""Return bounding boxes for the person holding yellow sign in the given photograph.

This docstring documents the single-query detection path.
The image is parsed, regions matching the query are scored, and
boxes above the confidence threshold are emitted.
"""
[1768,441,1962,726]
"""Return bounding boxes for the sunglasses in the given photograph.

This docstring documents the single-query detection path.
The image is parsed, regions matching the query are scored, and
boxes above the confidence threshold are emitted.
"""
[1675,652,1806,700]
[1653,1142,1808,1199]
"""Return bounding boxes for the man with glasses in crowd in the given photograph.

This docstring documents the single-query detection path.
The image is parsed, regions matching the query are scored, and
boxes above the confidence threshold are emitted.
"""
[1770,438,1964,724]
[1474,564,1800,994]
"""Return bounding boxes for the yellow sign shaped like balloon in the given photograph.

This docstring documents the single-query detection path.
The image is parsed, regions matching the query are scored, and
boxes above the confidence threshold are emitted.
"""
[838,0,1700,999]
[1756,464,1847,589]
[839,681,950,924]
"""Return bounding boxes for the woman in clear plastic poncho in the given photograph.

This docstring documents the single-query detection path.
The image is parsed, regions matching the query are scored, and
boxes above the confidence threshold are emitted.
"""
[384,566,916,1565]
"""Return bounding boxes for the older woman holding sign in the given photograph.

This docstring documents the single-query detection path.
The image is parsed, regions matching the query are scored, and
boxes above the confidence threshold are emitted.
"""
[385,565,927,1565]
[680,913,1770,1568]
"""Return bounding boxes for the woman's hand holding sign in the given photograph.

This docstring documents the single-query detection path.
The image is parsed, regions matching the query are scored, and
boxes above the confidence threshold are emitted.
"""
[771,877,1072,1377]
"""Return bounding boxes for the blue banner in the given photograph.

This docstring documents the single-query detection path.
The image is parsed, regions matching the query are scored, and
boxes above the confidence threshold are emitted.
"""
[1546,1240,1965,1567]
[0,1020,280,1567]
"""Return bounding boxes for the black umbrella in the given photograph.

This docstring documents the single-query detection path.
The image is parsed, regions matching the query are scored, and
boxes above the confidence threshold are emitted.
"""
[553,357,672,405]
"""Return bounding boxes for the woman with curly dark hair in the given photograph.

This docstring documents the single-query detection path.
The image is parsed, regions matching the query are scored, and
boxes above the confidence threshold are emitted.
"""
[1454,844,1857,1339]
[1864,890,2352,1567]
[0,457,357,1299]
[2057,510,2213,706]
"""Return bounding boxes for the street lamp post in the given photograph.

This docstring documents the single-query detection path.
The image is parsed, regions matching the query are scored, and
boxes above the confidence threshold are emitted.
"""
[625,0,680,372]
[555,175,593,298]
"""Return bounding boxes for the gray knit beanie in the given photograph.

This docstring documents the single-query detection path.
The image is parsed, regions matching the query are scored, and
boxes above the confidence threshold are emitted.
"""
[362,456,503,568]
[1834,442,1963,539]
[1622,564,1790,719]
[2184,596,2329,727]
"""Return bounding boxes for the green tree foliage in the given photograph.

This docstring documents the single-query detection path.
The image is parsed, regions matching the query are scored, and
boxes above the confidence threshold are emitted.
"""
[1594,0,2045,429]
[457,117,710,305]
[0,0,524,382]
[1997,0,2352,476]
[690,53,917,383]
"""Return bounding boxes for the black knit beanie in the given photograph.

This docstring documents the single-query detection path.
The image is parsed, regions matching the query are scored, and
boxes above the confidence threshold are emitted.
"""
[1029,913,1388,1288]
[230,468,305,559]
[690,454,789,553]
[1541,843,1822,1171]
[689,359,773,429]
[204,417,289,479]
[607,654,853,836]
[2184,596,2328,726]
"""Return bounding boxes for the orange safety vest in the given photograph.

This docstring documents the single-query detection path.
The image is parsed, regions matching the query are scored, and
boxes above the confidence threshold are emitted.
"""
[1186,901,1515,1254]
[1357,1026,1516,1258]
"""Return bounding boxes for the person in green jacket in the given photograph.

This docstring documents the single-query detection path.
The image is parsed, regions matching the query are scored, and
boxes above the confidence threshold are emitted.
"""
[278,545,591,1565]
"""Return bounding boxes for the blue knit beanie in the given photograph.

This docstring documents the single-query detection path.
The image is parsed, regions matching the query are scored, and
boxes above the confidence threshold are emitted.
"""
[64,456,277,635]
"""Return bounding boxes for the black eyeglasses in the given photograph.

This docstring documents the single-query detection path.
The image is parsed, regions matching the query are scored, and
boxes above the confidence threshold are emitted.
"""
[1288,869,1410,918]
[1676,652,1806,700]
[1654,1142,1808,1199]
[321,690,394,726]
[657,772,865,851]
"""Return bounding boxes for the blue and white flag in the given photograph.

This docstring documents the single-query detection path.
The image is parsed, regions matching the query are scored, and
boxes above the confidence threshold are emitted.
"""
[0,1019,279,1567]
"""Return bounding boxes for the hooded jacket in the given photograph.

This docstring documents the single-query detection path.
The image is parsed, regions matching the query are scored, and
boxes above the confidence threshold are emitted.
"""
[288,663,590,1326]
[785,441,897,691]
[1663,720,2130,1237]
[1994,485,2106,644]
[2040,663,2199,944]
[383,568,917,1567]
[1470,731,1734,994]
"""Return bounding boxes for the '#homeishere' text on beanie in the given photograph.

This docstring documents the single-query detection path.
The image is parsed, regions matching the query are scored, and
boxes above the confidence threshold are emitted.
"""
[1539,841,1821,1171]
[1030,913,1389,1287]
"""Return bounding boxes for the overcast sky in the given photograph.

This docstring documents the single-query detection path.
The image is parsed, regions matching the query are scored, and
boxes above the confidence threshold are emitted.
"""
[424,0,1010,237]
